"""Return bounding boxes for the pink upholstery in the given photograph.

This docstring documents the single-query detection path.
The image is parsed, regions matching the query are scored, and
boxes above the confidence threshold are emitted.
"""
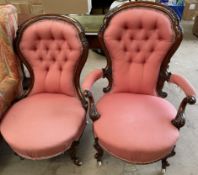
[94,93,179,163]
[169,74,196,97]
[0,93,85,159]
[82,69,103,91]
[19,19,83,96]
[103,8,175,95]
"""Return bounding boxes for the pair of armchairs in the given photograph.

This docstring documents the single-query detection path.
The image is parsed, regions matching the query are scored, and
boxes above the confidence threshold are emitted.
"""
[0,2,196,174]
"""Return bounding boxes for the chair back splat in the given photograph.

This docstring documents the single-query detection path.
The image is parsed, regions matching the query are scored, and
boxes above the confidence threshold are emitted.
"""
[99,2,182,96]
[15,15,88,106]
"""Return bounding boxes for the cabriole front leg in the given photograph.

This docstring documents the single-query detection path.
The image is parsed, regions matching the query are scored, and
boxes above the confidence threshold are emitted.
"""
[161,146,176,174]
[69,141,82,166]
[94,138,104,166]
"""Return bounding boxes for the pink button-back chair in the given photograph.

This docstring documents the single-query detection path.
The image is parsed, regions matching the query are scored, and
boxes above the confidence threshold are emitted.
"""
[82,2,196,173]
[0,4,21,119]
[0,15,88,165]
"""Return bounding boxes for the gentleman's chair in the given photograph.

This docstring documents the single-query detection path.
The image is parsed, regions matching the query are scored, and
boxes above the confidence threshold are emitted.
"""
[82,2,196,173]
[0,4,21,119]
[0,15,88,165]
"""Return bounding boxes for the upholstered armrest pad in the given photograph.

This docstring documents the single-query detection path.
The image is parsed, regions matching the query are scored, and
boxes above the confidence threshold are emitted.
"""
[82,69,103,91]
[0,76,19,117]
[169,73,196,97]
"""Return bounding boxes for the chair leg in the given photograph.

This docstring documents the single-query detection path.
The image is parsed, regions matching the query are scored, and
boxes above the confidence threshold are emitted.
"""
[94,138,104,166]
[161,147,176,174]
[69,141,82,166]
[14,152,24,160]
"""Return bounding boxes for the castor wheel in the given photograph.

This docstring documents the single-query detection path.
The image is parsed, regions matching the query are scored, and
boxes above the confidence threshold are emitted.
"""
[73,158,83,166]
[161,168,166,174]
[97,160,102,167]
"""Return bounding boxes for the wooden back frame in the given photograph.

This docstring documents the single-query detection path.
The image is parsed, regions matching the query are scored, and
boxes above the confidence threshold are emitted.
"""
[98,1,183,97]
[14,14,89,108]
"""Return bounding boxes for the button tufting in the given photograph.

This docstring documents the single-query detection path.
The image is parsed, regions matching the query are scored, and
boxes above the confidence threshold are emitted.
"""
[45,67,49,71]
[60,34,65,40]
[142,58,146,64]
[153,22,157,30]
[117,36,121,41]
[123,24,128,30]
[150,47,154,52]
[39,57,43,61]
[158,35,163,40]
[139,23,143,29]
[32,46,37,51]
[145,35,149,40]
[64,57,67,62]
[36,35,41,40]
[51,35,55,40]
[128,58,133,63]
[130,36,134,40]
[123,46,127,52]
[136,47,140,52]
[59,66,63,71]
[57,46,61,51]
[52,57,56,62]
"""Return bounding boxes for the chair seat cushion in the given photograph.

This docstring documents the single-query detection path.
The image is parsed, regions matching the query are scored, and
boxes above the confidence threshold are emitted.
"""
[0,93,85,159]
[94,93,179,163]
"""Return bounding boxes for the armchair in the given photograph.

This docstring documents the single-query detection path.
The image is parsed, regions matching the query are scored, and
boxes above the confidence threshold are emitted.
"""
[0,15,88,165]
[83,2,196,173]
[0,4,21,118]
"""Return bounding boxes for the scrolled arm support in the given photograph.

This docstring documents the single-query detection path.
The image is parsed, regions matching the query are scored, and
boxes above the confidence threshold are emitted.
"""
[167,73,196,129]
[84,90,100,122]
[82,69,103,121]
[172,96,196,129]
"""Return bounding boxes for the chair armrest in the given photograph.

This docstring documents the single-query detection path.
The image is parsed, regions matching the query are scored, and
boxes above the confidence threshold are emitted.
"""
[168,73,196,97]
[168,73,196,129]
[0,76,19,118]
[82,69,103,122]
[82,69,103,91]
[84,90,100,121]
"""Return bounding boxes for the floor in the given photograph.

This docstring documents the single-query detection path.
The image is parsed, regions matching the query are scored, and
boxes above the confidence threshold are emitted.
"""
[0,21,198,175]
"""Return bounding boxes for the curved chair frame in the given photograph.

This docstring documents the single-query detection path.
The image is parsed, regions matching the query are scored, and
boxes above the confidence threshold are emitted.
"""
[11,14,89,165]
[99,1,182,96]
[83,2,196,173]
[14,14,89,109]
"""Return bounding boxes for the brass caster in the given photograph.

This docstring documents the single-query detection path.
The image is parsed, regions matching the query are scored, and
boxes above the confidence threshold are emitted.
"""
[161,169,166,174]
[97,161,102,167]
[74,159,83,166]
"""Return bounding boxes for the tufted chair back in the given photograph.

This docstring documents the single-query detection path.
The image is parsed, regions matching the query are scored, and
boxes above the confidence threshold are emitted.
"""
[15,15,87,98]
[100,3,182,95]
